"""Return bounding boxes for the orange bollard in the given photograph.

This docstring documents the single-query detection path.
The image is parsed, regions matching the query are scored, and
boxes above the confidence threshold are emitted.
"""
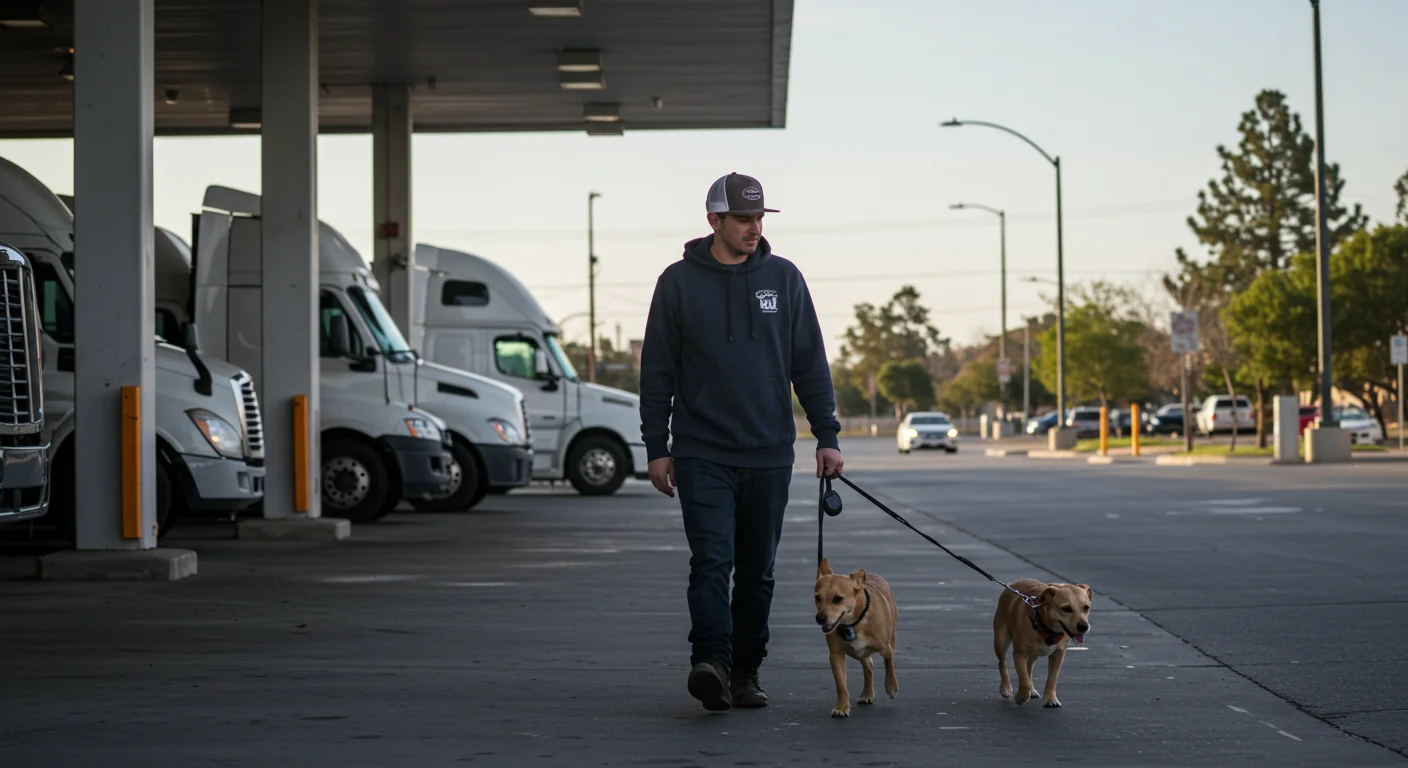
[1131,403,1141,456]
[1099,405,1109,456]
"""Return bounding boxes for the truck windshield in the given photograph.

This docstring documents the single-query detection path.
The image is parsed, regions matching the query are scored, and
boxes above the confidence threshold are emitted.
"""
[544,333,579,381]
[347,285,414,362]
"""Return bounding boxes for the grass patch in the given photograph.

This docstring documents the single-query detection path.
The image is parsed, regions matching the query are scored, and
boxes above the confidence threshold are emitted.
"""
[1074,437,1181,453]
[1352,444,1389,452]
[1174,444,1277,457]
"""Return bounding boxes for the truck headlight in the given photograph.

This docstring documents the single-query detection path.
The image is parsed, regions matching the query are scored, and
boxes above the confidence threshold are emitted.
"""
[188,409,245,459]
[488,418,522,444]
[402,417,443,443]
[905,428,919,438]
[948,428,959,438]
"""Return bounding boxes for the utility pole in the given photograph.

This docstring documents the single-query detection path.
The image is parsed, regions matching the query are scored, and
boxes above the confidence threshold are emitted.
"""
[1310,0,1335,429]
[1022,318,1031,424]
[588,191,601,383]
[950,202,1007,421]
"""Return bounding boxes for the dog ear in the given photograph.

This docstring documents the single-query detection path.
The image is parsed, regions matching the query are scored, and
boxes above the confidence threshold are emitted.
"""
[1041,586,1057,603]
[1078,583,1092,600]
[818,558,833,576]
[850,568,867,586]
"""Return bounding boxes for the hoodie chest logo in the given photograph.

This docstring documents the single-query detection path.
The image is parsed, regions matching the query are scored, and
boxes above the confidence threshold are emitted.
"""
[755,289,779,314]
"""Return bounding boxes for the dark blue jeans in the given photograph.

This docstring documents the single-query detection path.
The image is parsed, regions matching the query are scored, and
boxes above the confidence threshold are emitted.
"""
[674,457,793,671]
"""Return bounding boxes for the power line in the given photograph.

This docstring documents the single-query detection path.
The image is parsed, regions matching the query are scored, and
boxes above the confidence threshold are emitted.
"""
[525,267,1163,293]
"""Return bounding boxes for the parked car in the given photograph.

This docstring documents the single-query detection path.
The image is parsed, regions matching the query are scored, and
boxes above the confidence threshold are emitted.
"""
[1067,407,1103,438]
[1148,403,1187,435]
[898,411,958,454]
[1196,395,1256,435]
[1025,410,1060,435]
[1334,405,1383,445]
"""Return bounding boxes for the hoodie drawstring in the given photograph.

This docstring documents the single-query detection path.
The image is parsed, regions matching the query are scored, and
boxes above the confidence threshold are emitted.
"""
[725,272,733,343]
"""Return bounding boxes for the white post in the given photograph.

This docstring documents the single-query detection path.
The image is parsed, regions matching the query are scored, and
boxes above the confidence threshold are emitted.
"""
[1273,395,1300,464]
[72,0,157,550]
[371,84,414,338]
[259,0,321,519]
[1399,364,1404,451]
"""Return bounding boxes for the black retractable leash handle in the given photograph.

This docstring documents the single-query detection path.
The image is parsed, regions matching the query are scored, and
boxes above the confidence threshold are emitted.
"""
[817,472,1039,609]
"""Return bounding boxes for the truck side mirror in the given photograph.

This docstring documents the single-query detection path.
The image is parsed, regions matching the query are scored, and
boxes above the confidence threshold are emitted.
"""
[182,321,201,352]
[329,313,353,358]
[534,348,551,378]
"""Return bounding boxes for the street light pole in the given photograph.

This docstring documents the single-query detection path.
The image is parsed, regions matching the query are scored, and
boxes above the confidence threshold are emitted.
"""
[1309,0,1335,428]
[941,119,1065,426]
[951,202,1008,420]
[587,191,601,383]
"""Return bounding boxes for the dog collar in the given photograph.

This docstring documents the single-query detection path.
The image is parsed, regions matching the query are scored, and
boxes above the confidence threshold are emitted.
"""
[839,589,871,642]
[1030,605,1064,647]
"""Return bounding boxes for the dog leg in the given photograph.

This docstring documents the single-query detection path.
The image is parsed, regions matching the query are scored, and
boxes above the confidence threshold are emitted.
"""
[830,650,850,718]
[859,655,876,705]
[1043,647,1066,708]
[994,624,1013,699]
[1015,654,1039,705]
[882,646,898,699]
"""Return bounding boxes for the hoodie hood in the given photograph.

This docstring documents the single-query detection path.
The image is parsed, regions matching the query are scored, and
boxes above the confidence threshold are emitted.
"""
[682,234,775,343]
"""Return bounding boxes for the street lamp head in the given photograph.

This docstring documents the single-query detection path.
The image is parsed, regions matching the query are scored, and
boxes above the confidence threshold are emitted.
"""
[940,118,963,127]
[949,203,965,210]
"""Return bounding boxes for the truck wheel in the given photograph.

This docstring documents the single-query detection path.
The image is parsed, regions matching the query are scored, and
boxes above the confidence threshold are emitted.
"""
[566,435,627,496]
[48,440,180,541]
[410,439,487,512]
[322,437,394,523]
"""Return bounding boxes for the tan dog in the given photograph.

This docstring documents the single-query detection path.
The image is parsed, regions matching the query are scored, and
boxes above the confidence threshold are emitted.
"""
[993,579,1092,708]
[814,558,898,718]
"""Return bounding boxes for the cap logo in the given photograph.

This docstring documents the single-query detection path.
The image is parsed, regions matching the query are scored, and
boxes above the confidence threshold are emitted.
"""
[741,187,762,201]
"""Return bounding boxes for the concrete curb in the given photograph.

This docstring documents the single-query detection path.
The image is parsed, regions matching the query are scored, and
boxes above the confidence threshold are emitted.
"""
[37,548,198,581]
[985,448,1029,457]
[1029,450,1081,459]
[1087,455,1148,465]
[1155,454,1274,466]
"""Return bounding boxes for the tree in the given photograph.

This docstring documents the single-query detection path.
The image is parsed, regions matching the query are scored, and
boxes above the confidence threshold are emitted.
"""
[1033,283,1146,408]
[1328,225,1408,431]
[828,362,892,418]
[1164,89,1367,447]
[1224,252,1319,394]
[876,359,935,418]
[838,286,950,395]
[1396,168,1408,223]
[936,354,1000,422]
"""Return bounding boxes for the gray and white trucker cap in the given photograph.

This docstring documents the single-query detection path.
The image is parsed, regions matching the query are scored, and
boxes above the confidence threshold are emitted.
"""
[705,172,779,215]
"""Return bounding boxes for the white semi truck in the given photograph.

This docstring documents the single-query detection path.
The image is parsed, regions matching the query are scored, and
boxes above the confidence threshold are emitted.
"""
[413,244,647,496]
[174,186,533,516]
[0,156,264,538]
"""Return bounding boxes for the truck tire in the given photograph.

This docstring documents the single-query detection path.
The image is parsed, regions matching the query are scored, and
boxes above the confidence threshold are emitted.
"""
[321,437,395,523]
[48,440,181,541]
[566,434,627,496]
[410,439,487,513]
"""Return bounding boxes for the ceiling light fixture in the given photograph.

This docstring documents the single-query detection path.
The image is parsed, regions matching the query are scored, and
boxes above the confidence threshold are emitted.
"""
[0,2,48,28]
[556,49,601,72]
[582,103,619,122]
[228,107,261,130]
[559,71,603,90]
[528,1,582,17]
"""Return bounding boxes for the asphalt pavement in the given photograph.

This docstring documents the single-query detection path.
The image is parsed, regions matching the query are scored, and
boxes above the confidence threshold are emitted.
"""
[0,437,1404,767]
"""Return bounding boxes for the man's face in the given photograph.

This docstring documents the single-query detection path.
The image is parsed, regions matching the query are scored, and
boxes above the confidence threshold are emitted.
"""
[710,213,763,257]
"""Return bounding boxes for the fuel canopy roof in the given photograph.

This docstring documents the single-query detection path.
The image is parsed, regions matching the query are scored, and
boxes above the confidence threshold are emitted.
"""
[0,0,793,137]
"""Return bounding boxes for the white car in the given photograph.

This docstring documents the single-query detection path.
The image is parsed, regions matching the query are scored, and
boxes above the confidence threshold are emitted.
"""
[898,411,958,454]
[1196,394,1256,435]
[1334,405,1383,445]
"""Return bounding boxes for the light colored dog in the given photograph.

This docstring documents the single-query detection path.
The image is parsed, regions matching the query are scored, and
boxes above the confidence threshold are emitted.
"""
[814,558,898,718]
[993,579,1092,708]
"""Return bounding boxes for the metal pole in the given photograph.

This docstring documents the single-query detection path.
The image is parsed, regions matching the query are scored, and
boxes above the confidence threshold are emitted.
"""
[1399,363,1404,451]
[588,191,600,383]
[1311,0,1335,427]
[999,209,1007,423]
[1182,353,1193,453]
[1055,157,1066,421]
[1023,319,1030,424]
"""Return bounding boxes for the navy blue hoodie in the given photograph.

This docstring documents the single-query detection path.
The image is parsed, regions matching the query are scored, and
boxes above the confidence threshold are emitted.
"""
[639,234,841,467]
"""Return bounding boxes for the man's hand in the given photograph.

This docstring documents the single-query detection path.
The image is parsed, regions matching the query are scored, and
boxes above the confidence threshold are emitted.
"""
[816,448,844,479]
[648,457,676,498]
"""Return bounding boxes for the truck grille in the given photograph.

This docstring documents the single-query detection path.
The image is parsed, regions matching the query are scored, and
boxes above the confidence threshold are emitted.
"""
[520,398,531,445]
[232,371,265,464]
[0,266,39,428]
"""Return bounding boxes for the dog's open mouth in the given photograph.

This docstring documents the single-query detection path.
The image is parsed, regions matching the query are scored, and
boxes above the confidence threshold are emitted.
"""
[1061,622,1085,644]
[821,620,839,634]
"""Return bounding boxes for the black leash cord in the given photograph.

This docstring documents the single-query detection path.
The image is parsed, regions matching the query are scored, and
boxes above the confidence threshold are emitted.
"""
[818,473,1039,608]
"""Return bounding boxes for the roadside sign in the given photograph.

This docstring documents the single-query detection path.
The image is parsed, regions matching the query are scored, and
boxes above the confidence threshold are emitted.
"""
[996,358,1012,385]
[1392,335,1408,365]
[1170,310,1200,353]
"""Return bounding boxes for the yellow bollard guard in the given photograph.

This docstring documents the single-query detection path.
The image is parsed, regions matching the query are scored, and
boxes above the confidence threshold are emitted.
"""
[1099,405,1109,456]
[1131,403,1141,456]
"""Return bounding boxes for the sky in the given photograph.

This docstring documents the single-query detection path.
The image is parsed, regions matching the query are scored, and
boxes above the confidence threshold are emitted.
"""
[0,0,1404,359]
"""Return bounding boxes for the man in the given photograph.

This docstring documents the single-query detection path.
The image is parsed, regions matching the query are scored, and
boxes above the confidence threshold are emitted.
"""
[639,172,844,712]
